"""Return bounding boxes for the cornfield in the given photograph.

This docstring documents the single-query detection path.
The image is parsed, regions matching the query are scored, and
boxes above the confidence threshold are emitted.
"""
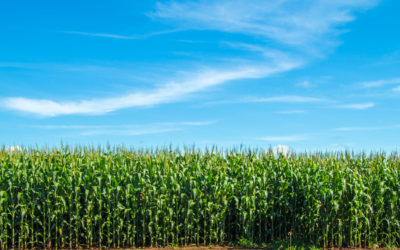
[0,146,399,249]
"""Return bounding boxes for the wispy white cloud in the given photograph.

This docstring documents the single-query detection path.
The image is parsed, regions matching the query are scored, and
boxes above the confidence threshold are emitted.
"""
[296,81,311,88]
[327,143,354,151]
[151,0,378,54]
[335,126,371,132]
[336,102,374,110]
[393,86,400,92]
[201,95,327,106]
[62,29,180,40]
[81,127,182,136]
[33,120,216,136]
[2,63,298,116]
[248,95,327,103]
[359,78,400,88]
[34,120,216,130]
[272,144,291,157]
[276,110,306,114]
[64,31,135,39]
[171,121,216,126]
[334,124,400,131]
[221,42,296,61]
[2,0,377,117]
[258,135,308,142]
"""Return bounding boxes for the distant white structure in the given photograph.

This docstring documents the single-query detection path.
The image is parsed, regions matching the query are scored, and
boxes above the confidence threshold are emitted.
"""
[272,144,290,157]
[5,145,22,153]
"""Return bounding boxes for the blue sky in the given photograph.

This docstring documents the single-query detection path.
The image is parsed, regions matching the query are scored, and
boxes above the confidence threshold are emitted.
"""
[1,0,400,152]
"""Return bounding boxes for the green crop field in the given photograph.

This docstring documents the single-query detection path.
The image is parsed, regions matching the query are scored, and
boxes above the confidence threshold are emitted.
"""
[0,146,399,249]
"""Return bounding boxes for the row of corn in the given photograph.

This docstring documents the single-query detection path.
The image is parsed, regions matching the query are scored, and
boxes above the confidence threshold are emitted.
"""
[0,146,399,248]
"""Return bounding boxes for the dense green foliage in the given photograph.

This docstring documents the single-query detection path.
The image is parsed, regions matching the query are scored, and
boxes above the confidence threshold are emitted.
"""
[0,146,399,249]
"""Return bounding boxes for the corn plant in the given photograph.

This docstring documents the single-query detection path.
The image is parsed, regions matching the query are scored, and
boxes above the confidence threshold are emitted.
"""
[0,146,399,248]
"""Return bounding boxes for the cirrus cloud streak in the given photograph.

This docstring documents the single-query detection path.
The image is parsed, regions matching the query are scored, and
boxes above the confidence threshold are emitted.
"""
[2,63,297,116]
[1,0,378,117]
